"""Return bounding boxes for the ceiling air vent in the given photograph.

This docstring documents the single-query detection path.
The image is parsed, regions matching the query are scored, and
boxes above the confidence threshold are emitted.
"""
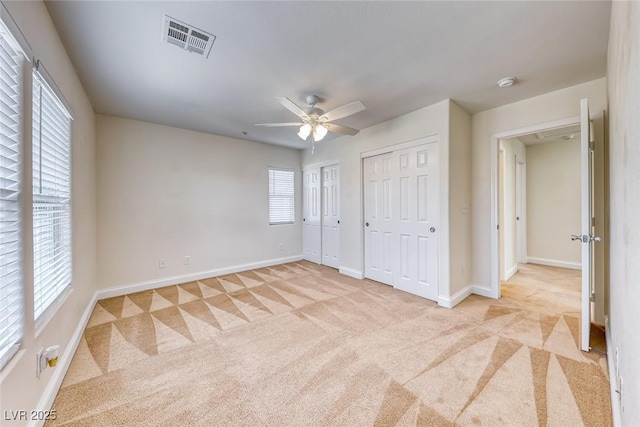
[162,15,216,58]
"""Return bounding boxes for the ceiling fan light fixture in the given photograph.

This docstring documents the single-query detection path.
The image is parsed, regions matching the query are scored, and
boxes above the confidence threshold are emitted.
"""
[298,123,312,140]
[313,123,328,141]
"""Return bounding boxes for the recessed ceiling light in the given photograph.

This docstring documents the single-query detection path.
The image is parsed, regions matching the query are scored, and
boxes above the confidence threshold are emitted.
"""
[497,77,516,88]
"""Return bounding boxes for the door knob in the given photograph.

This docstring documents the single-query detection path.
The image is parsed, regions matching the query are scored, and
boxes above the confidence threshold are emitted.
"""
[591,235,602,243]
[303,218,306,222]
[430,227,436,233]
[365,222,369,227]
[571,234,583,241]
[337,220,340,224]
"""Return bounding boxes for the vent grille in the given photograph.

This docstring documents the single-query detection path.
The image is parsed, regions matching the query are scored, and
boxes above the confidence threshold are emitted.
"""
[162,16,215,58]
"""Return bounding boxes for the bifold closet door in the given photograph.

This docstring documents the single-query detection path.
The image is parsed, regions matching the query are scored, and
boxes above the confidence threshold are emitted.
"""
[321,165,340,268]
[364,153,394,285]
[363,142,439,301]
[303,167,321,263]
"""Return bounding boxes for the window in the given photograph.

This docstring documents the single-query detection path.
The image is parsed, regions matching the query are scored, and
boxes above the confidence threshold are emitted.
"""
[268,168,294,224]
[0,25,24,368]
[32,70,72,323]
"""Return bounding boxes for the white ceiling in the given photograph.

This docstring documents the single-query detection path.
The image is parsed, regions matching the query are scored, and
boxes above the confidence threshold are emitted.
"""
[44,1,611,149]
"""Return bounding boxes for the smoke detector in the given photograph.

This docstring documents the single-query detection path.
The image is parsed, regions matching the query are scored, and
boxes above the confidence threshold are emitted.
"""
[162,16,216,58]
[497,77,516,88]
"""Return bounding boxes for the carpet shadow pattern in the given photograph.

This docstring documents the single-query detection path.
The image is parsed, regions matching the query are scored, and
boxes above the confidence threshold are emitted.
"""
[49,262,611,426]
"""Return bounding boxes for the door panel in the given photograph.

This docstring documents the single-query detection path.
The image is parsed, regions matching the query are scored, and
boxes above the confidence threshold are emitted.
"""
[579,98,594,352]
[392,143,439,301]
[303,167,321,263]
[364,154,394,285]
[321,165,340,268]
[363,141,439,301]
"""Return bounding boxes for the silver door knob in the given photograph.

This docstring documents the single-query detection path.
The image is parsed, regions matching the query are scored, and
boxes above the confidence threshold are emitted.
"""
[430,227,436,233]
[591,235,602,243]
[571,234,583,241]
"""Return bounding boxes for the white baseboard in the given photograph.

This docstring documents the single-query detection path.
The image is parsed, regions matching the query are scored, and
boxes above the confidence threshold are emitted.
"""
[96,255,304,300]
[605,316,622,427]
[31,293,98,427]
[505,264,518,281]
[470,284,495,299]
[438,285,473,308]
[527,257,581,270]
[338,266,364,280]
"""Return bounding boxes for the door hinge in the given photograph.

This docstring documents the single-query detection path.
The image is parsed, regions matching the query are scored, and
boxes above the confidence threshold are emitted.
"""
[592,217,596,227]
[590,293,596,302]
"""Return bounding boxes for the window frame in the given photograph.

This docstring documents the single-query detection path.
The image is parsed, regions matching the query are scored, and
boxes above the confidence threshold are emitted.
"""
[268,167,295,225]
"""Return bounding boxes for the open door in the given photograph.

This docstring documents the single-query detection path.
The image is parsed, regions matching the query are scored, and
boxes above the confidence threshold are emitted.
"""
[575,98,599,352]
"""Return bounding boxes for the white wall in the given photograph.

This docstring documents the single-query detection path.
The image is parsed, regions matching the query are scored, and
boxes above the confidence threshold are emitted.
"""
[301,99,456,299]
[471,78,607,324]
[448,101,472,296]
[300,99,473,303]
[526,139,581,267]
[0,0,97,423]
[607,1,640,424]
[96,115,302,290]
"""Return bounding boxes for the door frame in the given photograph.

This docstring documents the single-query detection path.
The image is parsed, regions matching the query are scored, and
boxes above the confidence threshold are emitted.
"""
[515,159,527,264]
[490,117,580,299]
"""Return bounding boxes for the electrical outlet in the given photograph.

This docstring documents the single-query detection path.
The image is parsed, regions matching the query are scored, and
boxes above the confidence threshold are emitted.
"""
[159,260,166,269]
[36,347,44,377]
[184,255,191,265]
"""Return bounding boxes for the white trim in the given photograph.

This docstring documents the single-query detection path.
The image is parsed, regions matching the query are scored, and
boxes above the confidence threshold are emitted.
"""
[360,134,438,159]
[438,286,473,308]
[338,266,364,280]
[505,264,518,281]
[470,284,495,299]
[605,316,622,427]
[302,158,340,170]
[30,292,98,427]
[96,255,303,300]
[491,116,581,300]
[527,257,581,270]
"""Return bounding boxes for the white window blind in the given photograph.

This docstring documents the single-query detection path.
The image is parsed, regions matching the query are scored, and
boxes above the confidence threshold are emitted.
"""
[268,168,294,224]
[0,28,23,369]
[32,71,72,322]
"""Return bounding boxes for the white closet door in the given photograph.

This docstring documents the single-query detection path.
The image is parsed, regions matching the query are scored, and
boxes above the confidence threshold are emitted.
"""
[392,143,439,301]
[303,167,321,263]
[364,153,394,285]
[321,165,340,268]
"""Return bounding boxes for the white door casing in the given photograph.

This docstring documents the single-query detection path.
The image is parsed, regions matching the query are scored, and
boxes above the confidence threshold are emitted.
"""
[364,153,394,285]
[303,167,321,263]
[321,164,340,268]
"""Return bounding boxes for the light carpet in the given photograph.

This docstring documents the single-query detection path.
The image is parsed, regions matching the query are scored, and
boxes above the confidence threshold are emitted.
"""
[48,261,611,426]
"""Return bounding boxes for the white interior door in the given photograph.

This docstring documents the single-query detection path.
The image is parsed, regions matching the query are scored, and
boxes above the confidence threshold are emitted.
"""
[578,98,596,352]
[392,144,439,301]
[303,167,321,264]
[515,161,526,264]
[321,164,340,268]
[364,153,394,285]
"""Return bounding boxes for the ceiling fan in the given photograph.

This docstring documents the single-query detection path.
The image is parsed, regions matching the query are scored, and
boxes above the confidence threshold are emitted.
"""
[255,95,366,144]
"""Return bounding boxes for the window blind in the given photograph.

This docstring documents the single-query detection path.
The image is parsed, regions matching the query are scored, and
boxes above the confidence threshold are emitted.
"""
[268,168,294,224]
[0,29,23,369]
[32,71,72,322]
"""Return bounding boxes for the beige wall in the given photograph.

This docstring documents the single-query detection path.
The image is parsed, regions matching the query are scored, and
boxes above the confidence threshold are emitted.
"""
[96,115,302,290]
[526,140,581,266]
[300,99,457,300]
[300,99,473,303]
[448,101,472,296]
[607,1,640,424]
[471,78,607,324]
[0,0,97,422]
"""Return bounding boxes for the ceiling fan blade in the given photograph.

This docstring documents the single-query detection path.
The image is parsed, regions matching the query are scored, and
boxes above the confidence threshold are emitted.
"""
[320,101,366,122]
[276,97,309,119]
[325,123,359,136]
[255,122,302,127]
